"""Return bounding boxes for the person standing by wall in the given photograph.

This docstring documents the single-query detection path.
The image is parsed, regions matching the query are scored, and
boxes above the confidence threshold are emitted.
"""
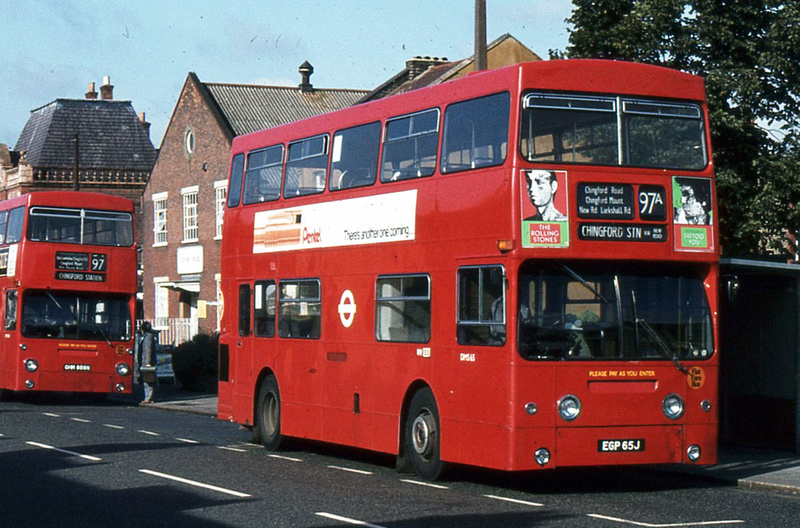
[138,321,158,403]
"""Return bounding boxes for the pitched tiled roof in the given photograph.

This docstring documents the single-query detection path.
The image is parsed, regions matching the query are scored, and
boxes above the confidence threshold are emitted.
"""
[203,83,369,136]
[15,99,156,170]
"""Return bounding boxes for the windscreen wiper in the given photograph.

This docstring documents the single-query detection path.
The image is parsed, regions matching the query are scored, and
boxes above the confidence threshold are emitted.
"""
[631,290,688,374]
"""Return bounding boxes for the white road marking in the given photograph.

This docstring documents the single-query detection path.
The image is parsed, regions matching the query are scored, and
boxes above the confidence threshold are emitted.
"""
[26,441,102,462]
[267,453,303,462]
[399,478,449,490]
[139,469,251,498]
[484,494,544,507]
[315,512,387,528]
[219,446,247,453]
[71,418,91,423]
[328,465,374,475]
[43,413,60,417]
[103,424,125,430]
[176,438,199,444]
[587,514,746,527]
[138,430,161,436]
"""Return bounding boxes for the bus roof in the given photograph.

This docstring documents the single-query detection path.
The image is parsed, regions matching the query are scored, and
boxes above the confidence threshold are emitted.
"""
[232,59,707,155]
[0,191,135,213]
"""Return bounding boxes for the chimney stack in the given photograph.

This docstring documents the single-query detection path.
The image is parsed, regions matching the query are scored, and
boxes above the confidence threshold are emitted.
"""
[405,56,449,79]
[85,82,98,100]
[139,112,151,138]
[298,61,314,93]
[100,75,114,100]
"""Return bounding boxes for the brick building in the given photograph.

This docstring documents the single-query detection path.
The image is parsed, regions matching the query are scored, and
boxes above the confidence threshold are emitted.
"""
[0,76,156,250]
[142,65,367,342]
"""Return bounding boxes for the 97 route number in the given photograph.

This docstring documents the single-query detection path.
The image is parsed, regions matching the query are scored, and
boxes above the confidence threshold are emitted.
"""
[598,439,645,452]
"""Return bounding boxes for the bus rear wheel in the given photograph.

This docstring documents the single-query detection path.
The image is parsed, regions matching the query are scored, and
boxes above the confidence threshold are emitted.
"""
[255,376,282,450]
[405,387,443,480]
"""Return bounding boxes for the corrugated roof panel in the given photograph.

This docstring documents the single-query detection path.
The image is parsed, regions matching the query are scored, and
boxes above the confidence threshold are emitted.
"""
[205,84,368,136]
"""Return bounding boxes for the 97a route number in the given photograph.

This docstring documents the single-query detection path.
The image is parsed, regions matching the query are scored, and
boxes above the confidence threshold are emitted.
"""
[598,439,645,452]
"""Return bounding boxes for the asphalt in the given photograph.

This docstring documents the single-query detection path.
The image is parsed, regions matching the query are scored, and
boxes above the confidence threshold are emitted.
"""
[132,381,800,495]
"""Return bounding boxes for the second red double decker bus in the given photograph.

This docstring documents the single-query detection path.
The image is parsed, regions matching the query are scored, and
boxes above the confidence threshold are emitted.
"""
[0,192,137,397]
[219,59,719,479]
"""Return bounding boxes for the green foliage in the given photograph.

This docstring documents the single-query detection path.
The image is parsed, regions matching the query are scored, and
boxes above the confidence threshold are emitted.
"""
[564,0,800,257]
[172,333,218,393]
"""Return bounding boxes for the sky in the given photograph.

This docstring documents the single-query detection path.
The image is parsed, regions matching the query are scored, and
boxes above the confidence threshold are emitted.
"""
[0,0,575,148]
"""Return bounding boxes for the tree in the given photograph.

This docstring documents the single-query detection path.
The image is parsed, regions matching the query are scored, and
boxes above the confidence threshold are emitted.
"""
[565,0,800,257]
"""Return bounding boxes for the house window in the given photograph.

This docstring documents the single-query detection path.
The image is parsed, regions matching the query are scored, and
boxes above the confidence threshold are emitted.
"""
[181,186,199,243]
[214,180,227,239]
[185,129,195,155]
[152,192,168,246]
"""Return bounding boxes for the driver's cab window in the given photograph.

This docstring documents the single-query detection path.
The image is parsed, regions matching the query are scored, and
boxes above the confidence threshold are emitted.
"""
[518,270,617,359]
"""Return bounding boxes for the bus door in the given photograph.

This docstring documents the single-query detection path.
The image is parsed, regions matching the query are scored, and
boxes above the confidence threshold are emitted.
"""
[228,283,253,417]
[0,289,18,388]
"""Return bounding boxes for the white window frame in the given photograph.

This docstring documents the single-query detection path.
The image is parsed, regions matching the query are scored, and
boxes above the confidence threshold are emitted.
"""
[152,192,168,247]
[181,185,199,243]
[154,276,170,328]
[214,180,227,240]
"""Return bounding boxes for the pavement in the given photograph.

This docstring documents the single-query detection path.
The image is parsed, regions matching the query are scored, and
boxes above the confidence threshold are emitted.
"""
[132,382,800,496]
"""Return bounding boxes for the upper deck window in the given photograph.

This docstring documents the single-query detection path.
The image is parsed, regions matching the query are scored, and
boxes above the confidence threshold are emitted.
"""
[244,145,284,204]
[227,154,245,208]
[284,135,328,198]
[442,92,510,173]
[330,122,381,191]
[381,109,439,182]
[521,93,707,170]
[28,207,133,247]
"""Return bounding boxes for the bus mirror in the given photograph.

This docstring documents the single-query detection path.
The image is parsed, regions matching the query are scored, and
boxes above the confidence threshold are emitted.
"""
[724,275,739,305]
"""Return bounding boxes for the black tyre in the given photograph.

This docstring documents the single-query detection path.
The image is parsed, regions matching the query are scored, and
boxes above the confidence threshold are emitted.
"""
[404,387,443,480]
[255,376,282,450]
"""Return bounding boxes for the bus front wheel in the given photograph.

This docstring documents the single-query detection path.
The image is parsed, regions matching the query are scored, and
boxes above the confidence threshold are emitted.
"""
[255,376,282,450]
[405,387,443,480]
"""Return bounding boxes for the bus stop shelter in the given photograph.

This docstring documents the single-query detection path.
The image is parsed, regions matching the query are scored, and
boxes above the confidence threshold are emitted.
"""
[720,258,800,452]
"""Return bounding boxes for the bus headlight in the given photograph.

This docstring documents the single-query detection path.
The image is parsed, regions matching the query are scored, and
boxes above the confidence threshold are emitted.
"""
[24,359,39,372]
[115,362,131,376]
[687,444,701,462]
[662,393,684,420]
[558,395,581,421]
[115,383,126,393]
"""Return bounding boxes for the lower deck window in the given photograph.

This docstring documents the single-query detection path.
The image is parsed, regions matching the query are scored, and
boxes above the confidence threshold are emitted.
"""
[279,279,321,338]
[457,265,506,346]
[376,274,431,343]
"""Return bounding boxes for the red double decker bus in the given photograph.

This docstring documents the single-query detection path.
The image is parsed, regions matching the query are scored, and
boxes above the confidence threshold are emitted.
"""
[219,60,718,479]
[0,192,137,397]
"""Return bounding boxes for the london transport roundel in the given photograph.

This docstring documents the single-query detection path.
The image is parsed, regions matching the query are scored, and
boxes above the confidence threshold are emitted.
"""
[338,290,357,328]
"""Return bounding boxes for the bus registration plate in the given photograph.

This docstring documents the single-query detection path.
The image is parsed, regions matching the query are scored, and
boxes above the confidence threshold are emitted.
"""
[598,439,645,452]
